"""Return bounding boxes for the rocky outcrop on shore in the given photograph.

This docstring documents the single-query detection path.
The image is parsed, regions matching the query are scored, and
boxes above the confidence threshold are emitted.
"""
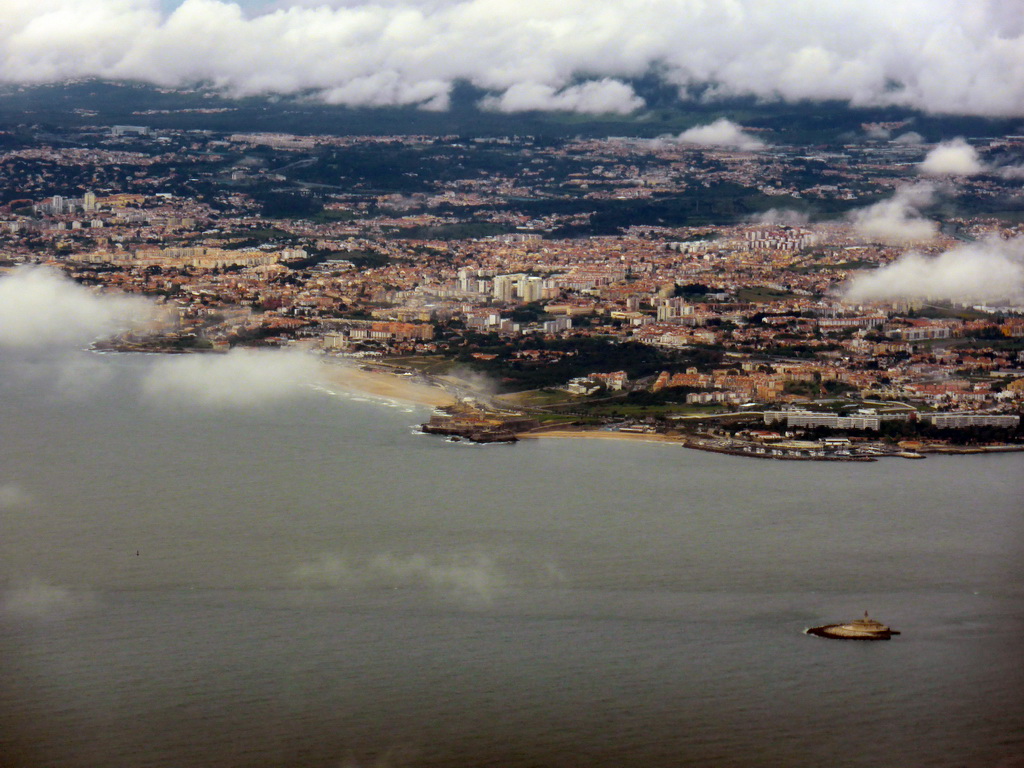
[420,409,538,444]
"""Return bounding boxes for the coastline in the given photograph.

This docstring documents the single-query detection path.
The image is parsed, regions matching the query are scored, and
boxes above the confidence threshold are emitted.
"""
[312,359,1022,460]
[518,429,677,445]
[519,429,877,460]
[91,348,1024,459]
[520,429,1024,458]
[319,359,456,408]
[918,444,1024,455]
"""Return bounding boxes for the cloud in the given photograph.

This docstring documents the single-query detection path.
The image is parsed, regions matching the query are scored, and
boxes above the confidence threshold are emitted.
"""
[999,165,1024,180]
[2,0,1024,116]
[445,365,500,399]
[140,347,324,408]
[319,73,452,111]
[289,551,567,605]
[919,138,987,176]
[668,119,767,150]
[479,79,643,114]
[751,209,810,225]
[0,266,158,348]
[844,236,1024,305]
[0,483,33,510]
[49,354,120,399]
[892,131,924,145]
[848,183,939,244]
[290,552,507,605]
[2,581,98,618]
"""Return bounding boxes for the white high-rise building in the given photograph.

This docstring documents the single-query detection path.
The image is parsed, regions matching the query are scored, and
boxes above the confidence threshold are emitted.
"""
[492,275,516,302]
[518,276,544,303]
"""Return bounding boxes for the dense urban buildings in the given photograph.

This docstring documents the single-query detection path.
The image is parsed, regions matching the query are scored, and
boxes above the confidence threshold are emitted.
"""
[1,102,1022,452]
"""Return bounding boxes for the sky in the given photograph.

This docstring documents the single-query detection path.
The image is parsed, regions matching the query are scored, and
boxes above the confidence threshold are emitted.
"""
[3,0,1024,115]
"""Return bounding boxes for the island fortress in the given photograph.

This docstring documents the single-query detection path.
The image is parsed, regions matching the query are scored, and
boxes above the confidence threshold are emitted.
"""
[806,612,901,640]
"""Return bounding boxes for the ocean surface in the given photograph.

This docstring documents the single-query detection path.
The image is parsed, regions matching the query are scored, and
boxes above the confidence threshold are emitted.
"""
[1,350,1023,768]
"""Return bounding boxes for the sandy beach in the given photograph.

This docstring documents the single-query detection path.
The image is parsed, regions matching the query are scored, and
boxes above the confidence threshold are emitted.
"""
[518,429,678,444]
[317,365,674,443]
[320,360,457,408]
[316,367,682,443]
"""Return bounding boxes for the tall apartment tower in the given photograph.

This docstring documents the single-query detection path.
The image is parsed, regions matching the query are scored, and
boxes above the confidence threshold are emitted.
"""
[83,191,97,212]
[518,276,544,303]
[492,275,516,302]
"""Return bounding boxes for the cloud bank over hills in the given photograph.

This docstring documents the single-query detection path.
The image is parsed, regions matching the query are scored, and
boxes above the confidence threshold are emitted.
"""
[3,0,1024,116]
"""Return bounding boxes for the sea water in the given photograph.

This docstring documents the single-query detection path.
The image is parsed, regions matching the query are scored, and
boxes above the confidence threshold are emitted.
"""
[1,351,1022,768]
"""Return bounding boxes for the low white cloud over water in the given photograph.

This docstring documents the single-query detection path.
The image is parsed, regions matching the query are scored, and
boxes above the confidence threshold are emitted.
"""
[0,266,158,348]
[0,268,326,409]
[0,483,33,510]
[2,580,98,618]
[290,552,509,605]
[140,348,324,409]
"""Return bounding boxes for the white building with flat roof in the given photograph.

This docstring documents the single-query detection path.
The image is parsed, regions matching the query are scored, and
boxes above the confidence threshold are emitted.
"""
[923,413,1019,428]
